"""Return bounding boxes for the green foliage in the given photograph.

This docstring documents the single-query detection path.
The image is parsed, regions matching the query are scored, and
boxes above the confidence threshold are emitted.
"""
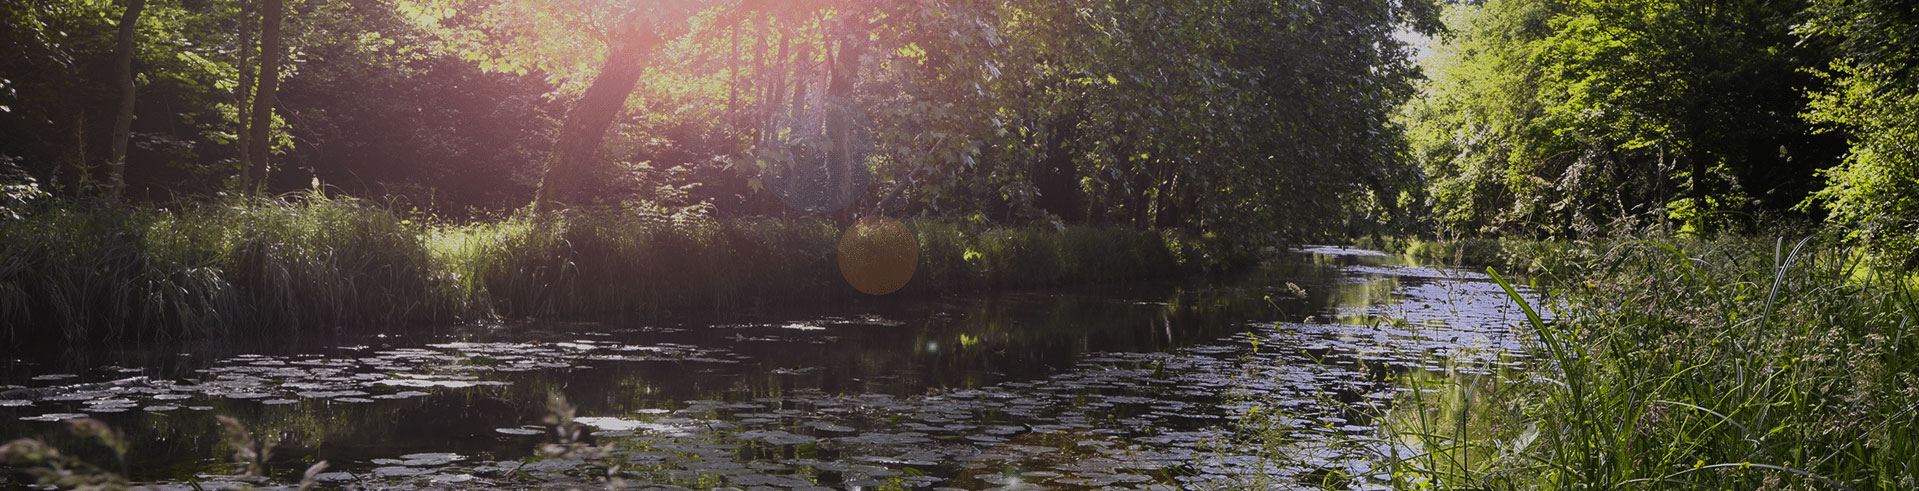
[432,211,843,317]
[1401,0,1564,235]
[3,0,1441,246]
[1407,0,1844,238]
[0,198,1242,347]
[0,194,447,345]
[1798,0,1919,266]
[1389,236,1919,489]
[0,157,50,219]
[918,0,1435,238]
[0,0,557,208]
[384,0,1435,238]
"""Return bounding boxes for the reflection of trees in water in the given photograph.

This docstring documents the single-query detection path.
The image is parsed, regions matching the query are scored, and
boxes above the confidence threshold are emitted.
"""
[0,255,1384,485]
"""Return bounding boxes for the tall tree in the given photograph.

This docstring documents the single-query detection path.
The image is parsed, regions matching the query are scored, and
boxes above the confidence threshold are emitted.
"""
[530,11,670,214]
[401,0,719,214]
[105,0,145,199]
[234,0,255,189]
[823,12,869,212]
[241,0,282,193]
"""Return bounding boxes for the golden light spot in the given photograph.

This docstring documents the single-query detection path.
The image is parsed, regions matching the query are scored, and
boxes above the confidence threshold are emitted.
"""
[838,215,917,296]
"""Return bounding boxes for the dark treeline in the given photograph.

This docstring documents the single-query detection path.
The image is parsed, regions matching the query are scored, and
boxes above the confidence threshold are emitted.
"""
[1,0,1433,241]
[0,0,1443,347]
[2,0,1915,343]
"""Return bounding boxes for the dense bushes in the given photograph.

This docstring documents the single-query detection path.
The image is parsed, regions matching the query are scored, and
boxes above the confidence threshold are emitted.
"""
[0,197,1248,348]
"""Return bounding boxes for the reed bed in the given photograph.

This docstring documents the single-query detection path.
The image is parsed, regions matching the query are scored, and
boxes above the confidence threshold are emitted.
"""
[0,196,1242,349]
[1383,235,1919,489]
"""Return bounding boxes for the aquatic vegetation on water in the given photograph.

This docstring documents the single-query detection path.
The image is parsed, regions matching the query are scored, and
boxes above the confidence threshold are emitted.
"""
[0,247,1521,489]
[1227,249,1542,489]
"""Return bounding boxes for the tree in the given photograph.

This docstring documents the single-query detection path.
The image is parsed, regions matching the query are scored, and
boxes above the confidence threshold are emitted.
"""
[105,0,145,199]
[859,0,1433,239]
[388,0,1436,237]
[2,0,239,198]
[240,0,283,194]
[1407,0,1843,237]
[1539,0,1839,232]
[1403,0,1577,235]
[530,11,670,214]
[233,0,254,191]
[1799,0,1919,263]
[401,0,717,214]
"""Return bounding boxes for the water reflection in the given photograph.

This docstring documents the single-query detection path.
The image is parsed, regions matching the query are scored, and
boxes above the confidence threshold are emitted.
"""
[0,248,1539,488]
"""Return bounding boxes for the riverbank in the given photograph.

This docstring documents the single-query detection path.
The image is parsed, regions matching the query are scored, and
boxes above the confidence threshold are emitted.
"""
[0,195,1252,350]
[0,239,1372,488]
[1372,234,1919,489]
[1348,235,1582,279]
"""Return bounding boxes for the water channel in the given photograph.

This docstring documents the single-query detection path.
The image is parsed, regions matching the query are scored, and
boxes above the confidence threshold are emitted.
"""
[0,247,1540,489]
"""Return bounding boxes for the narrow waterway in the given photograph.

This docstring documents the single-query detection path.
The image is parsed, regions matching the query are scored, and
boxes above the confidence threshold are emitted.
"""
[0,247,1540,489]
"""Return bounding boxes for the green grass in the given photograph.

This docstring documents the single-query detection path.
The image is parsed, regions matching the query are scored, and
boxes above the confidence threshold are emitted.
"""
[0,196,447,345]
[0,195,1247,347]
[1379,234,1919,489]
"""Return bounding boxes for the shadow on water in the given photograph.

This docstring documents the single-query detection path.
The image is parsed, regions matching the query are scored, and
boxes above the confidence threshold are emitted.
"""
[0,248,1541,488]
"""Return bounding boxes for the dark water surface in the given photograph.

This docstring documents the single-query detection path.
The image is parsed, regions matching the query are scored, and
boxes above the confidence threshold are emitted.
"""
[0,248,1539,489]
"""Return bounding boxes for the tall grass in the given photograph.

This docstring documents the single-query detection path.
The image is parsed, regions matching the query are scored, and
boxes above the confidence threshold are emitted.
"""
[1384,235,1919,489]
[0,196,1244,349]
[0,195,445,346]
[431,214,843,317]
[909,221,1213,291]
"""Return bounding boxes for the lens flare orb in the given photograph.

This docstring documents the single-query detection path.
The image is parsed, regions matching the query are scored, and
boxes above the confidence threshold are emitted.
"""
[837,216,917,296]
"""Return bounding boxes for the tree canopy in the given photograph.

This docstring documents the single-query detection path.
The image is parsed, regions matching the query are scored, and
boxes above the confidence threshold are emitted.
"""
[1799,0,1919,262]
[0,0,1438,243]
[2,0,1914,257]
[1405,0,1847,237]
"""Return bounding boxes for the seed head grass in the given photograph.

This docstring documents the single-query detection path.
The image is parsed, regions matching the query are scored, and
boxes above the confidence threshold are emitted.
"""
[1378,234,1919,489]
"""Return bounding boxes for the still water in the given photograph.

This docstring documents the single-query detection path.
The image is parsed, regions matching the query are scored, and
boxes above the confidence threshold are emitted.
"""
[0,248,1539,489]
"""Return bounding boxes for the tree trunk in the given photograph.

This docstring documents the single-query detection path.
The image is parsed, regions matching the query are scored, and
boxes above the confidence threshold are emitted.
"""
[531,26,655,215]
[105,0,145,200]
[824,25,866,210]
[1035,111,1082,222]
[1114,126,1149,229]
[57,112,86,193]
[789,43,810,128]
[235,0,255,186]
[728,25,739,116]
[747,15,767,140]
[759,31,788,149]
[1154,174,1181,229]
[244,0,283,194]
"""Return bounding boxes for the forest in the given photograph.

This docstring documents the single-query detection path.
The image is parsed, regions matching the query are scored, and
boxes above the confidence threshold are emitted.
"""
[0,0,1915,489]
[2,0,1418,229]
